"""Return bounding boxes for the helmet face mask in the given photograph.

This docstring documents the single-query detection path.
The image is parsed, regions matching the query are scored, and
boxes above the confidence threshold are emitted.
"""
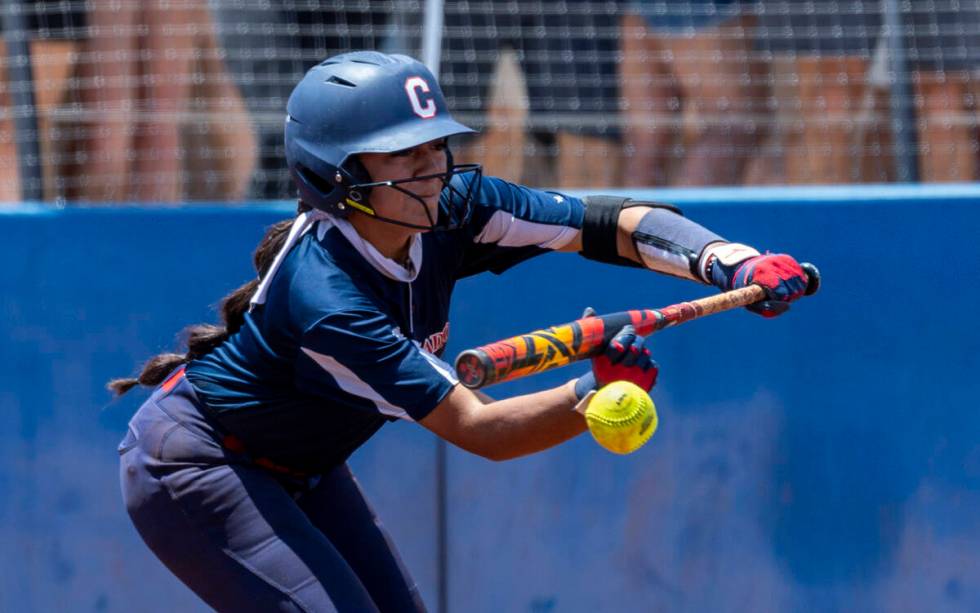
[343,160,483,231]
[285,51,482,230]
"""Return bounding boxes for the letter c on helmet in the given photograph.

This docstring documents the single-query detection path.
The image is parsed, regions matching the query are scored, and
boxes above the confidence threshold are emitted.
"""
[405,76,436,119]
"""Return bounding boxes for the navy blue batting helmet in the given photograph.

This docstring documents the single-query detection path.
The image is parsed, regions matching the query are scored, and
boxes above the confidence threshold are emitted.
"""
[285,51,480,228]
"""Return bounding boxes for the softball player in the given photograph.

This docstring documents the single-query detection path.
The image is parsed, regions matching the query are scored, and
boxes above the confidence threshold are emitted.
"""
[111,51,808,612]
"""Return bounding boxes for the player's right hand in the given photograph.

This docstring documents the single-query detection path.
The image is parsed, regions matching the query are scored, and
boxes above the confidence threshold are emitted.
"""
[708,249,808,318]
[575,324,659,399]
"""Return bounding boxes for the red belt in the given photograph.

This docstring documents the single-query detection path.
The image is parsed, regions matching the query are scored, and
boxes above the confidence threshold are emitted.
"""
[161,366,312,480]
[221,433,313,479]
[160,366,186,393]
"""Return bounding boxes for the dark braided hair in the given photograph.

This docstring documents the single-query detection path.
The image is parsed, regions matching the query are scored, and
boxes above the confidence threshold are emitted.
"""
[107,212,303,396]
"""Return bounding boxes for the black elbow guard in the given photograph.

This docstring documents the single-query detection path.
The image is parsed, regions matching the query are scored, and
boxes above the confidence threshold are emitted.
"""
[580,195,682,268]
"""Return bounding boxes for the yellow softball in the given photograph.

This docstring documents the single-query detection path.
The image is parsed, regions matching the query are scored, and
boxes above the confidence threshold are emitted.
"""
[584,381,658,455]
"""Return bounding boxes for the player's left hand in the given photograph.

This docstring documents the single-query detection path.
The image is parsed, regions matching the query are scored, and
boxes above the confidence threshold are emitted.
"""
[574,323,659,399]
[710,252,808,318]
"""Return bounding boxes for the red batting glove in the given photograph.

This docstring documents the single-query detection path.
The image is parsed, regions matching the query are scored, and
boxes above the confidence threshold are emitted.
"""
[708,248,808,318]
[575,325,659,399]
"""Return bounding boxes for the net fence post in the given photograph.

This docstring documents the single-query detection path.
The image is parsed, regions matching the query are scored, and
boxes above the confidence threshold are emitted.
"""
[422,0,445,77]
[1,1,44,201]
[882,0,921,183]
[424,7,448,610]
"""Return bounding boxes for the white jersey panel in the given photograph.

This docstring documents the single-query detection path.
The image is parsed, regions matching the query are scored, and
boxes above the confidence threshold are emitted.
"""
[301,347,413,421]
[474,210,579,250]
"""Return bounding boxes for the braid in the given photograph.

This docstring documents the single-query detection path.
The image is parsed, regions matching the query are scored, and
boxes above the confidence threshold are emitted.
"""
[107,214,299,396]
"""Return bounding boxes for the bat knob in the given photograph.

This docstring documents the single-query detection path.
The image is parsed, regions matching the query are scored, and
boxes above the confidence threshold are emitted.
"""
[801,262,821,296]
[455,350,490,389]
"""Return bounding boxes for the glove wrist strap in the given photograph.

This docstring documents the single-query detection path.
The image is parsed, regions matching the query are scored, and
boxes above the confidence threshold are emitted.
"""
[572,390,596,416]
[573,371,598,400]
[699,242,761,287]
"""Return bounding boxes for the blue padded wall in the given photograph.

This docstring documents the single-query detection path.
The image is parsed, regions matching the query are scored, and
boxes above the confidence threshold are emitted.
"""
[1,186,978,612]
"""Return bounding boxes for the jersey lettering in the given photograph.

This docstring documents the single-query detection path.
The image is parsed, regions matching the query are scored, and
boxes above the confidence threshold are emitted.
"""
[405,77,437,119]
[423,322,450,355]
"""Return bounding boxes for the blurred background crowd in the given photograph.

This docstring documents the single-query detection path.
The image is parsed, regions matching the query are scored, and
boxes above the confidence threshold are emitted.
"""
[1,0,978,203]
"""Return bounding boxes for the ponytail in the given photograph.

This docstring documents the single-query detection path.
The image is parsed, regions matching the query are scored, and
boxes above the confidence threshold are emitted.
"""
[107,214,300,396]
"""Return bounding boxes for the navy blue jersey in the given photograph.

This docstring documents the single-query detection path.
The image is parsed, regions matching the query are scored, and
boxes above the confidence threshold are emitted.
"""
[186,175,584,472]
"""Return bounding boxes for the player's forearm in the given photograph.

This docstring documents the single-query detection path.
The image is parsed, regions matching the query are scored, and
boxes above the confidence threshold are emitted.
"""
[430,381,587,461]
[615,205,730,282]
[471,381,587,461]
[566,197,736,283]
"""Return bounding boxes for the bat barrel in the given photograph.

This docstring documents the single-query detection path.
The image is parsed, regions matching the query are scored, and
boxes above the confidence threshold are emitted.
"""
[454,311,647,389]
